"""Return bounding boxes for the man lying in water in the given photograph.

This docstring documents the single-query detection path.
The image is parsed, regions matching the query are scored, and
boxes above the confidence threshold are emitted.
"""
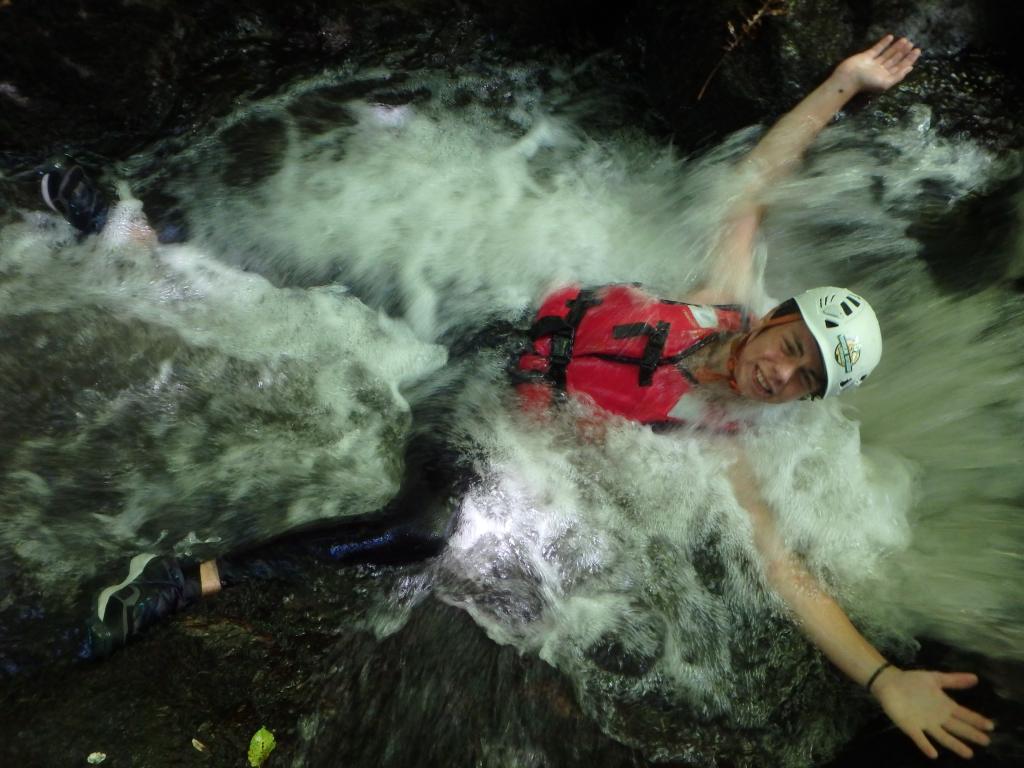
[38,33,993,761]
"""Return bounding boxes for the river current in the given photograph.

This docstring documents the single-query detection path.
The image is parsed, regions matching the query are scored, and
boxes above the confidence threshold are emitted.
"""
[1,59,1021,765]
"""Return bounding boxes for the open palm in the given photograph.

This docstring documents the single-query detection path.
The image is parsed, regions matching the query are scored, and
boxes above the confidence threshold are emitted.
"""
[836,34,921,93]
[875,669,994,759]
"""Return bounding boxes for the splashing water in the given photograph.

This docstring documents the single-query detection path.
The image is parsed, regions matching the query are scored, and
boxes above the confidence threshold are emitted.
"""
[3,60,1022,764]
[0,188,447,594]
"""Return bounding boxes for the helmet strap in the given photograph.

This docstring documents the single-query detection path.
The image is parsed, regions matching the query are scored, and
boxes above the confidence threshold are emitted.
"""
[693,332,750,393]
[761,311,802,330]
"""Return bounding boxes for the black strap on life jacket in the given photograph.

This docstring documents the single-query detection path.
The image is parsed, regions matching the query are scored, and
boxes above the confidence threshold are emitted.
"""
[528,288,601,389]
[611,321,670,386]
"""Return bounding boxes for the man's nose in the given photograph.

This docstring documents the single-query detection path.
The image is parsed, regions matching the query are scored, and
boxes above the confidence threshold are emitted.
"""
[773,359,798,387]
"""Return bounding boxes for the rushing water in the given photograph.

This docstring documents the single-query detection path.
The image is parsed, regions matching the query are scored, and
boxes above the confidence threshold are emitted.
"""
[2,58,1022,765]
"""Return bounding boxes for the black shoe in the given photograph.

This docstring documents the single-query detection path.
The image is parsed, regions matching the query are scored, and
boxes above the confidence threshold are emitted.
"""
[86,554,201,658]
[40,164,109,234]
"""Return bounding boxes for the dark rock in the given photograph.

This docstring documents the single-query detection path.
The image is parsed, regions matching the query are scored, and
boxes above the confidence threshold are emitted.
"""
[2,1,1023,765]
[3,0,1022,174]
[220,116,288,189]
[0,567,647,768]
[907,170,1023,293]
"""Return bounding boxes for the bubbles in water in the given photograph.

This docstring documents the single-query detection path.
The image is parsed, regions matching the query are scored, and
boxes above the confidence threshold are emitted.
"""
[4,57,1022,764]
[0,193,447,593]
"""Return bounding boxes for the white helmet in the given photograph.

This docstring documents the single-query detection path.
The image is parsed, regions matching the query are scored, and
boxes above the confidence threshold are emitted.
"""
[792,287,882,398]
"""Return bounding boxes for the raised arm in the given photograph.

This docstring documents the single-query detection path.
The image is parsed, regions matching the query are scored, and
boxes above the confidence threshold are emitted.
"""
[688,35,921,306]
[726,450,995,760]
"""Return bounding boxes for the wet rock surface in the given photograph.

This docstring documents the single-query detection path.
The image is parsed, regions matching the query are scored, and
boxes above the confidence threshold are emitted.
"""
[2,1,1022,160]
[2,1,1024,766]
[0,563,646,767]
[0,559,1019,767]
[3,0,1023,286]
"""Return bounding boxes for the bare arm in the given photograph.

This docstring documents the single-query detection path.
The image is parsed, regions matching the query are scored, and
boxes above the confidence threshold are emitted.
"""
[726,451,994,760]
[688,35,921,306]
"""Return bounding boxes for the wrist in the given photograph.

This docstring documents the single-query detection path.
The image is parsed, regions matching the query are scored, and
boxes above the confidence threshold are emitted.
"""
[826,68,861,99]
[868,664,901,699]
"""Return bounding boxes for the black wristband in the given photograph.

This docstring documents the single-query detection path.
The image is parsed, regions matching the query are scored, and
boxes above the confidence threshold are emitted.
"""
[866,661,892,692]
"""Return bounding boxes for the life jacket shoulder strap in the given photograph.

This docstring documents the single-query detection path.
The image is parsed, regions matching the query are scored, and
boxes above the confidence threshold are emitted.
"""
[527,288,602,388]
[610,320,670,386]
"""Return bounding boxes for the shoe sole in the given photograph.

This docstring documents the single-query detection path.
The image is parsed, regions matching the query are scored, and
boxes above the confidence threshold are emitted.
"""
[40,172,59,214]
[96,553,158,621]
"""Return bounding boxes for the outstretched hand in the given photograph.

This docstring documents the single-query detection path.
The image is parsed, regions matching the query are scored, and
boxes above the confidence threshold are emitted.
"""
[872,667,995,759]
[834,34,921,94]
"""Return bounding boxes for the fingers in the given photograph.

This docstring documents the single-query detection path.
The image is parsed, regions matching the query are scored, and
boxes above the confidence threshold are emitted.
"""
[890,53,921,83]
[940,672,979,690]
[868,34,895,56]
[879,36,911,60]
[908,718,993,760]
[869,36,921,84]
[954,704,996,733]
[945,717,992,748]
[907,728,939,760]
[928,726,974,759]
[879,37,915,67]
[899,47,922,74]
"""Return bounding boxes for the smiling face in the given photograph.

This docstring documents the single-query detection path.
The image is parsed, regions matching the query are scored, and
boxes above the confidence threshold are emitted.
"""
[732,314,826,404]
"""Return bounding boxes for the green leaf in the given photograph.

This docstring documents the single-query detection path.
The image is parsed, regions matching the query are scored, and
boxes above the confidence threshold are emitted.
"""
[248,726,277,767]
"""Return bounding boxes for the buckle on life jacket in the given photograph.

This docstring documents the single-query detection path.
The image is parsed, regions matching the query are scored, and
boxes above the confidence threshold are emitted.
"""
[527,288,601,390]
[548,333,572,388]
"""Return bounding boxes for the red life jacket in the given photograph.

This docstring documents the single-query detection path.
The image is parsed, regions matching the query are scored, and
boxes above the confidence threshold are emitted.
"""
[515,283,746,425]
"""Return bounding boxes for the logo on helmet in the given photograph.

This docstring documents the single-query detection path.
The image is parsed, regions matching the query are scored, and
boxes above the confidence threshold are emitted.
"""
[834,335,861,373]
